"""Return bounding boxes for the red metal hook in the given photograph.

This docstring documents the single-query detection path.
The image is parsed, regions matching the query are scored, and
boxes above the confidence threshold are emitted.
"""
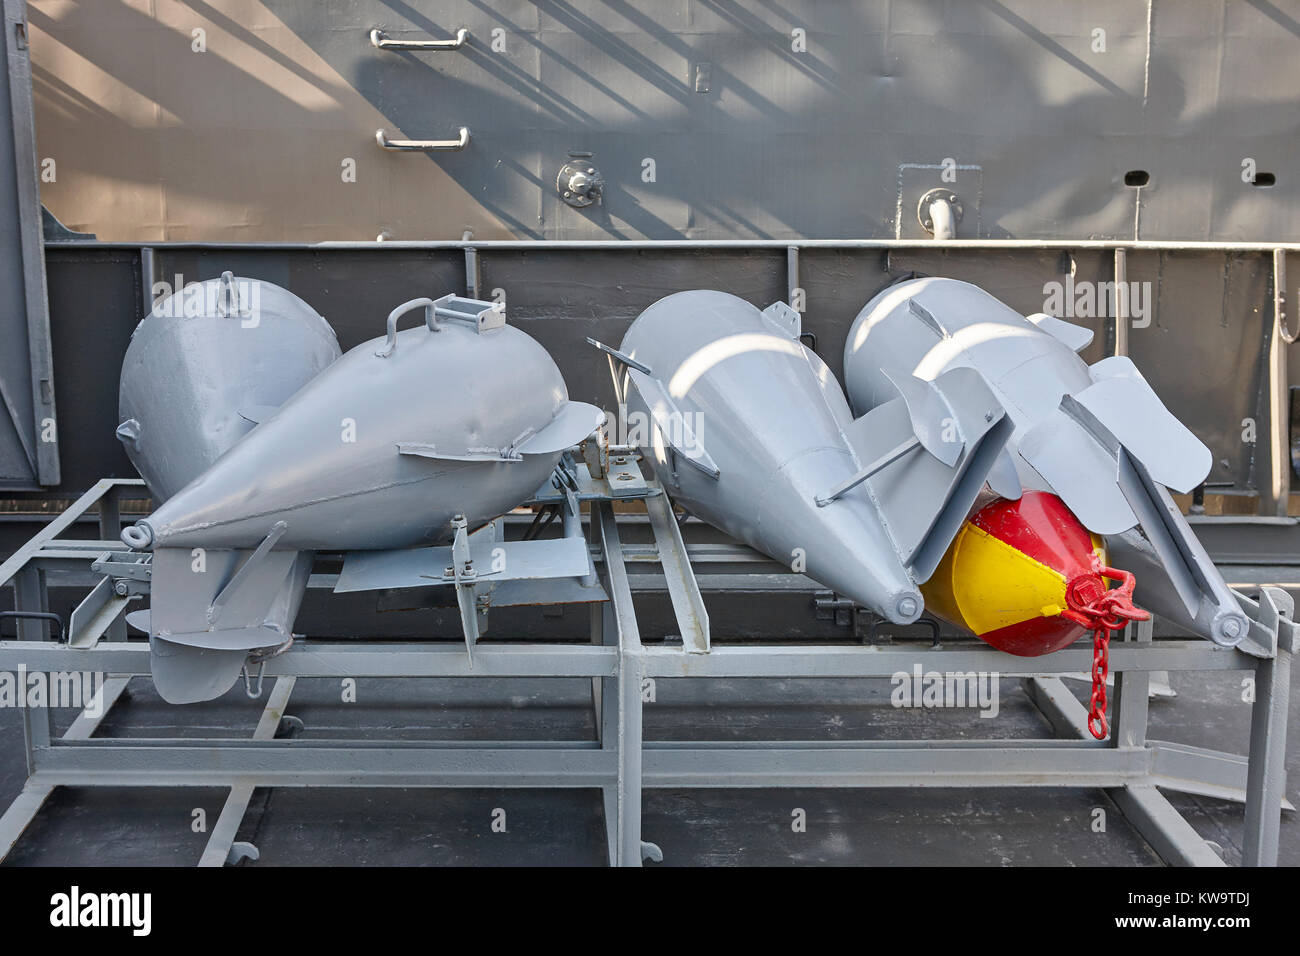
[1060,562,1150,739]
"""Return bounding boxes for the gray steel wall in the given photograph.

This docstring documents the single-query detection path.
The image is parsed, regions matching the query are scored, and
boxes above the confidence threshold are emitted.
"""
[25,0,1300,243]
[266,0,1300,240]
[27,241,1291,500]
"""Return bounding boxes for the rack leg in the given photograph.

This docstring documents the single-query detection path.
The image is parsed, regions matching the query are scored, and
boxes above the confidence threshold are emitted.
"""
[1243,646,1292,866]
[1022,624,1226,868]
[198,676,297,866]
[596,502,659,866]
[1111,618,1152,749]
[1109,785,1226,867]
[13,565,48,641]
[14,567,50,771]
[0,676,129,861]
[596,600,620,866]
[615,647,646,866]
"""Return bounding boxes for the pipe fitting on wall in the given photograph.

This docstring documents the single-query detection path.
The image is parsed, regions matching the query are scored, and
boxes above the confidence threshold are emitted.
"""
[918,188,963,239]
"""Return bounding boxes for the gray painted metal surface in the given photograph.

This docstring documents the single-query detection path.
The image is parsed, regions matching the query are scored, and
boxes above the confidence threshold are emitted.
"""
[843,276,1253,648]
[124,294,600,552]
[118,272,342,501]
[275,0,1300,241]
[18,241,1294,508]
[0,0,56,489]
[116,274,340,704]
[0,478,1293,866]
[1,0,1296,869]
[606,288,1012,624]
[28,1,1300,244]
[119,291,601,703]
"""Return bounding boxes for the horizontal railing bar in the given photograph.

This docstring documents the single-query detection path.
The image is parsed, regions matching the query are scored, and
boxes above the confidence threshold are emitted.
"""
[49,239,1300,252]
[0,639,1254,679]
[640,641,1254,676]
[29,743,1152,789]
[0,641,619,677]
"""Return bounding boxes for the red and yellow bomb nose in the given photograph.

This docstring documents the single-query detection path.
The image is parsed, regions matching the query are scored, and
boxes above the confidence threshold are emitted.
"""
[922,491,1142,657]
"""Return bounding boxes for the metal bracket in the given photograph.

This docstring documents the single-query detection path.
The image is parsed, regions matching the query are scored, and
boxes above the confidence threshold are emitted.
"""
[814,591,857,629]
[90,550,152,591]
[586,337,651,375]
[67,576,130,649]
[240,659,266,699]
[526,449,651,503]
[644,492,710,654]
[551,454,582,517]
[433,293,506,331]
[208,521,288,625]
[448,515,484,664]
[816,435,920,507]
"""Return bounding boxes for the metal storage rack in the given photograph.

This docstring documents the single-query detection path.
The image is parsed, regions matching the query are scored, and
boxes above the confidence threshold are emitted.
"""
[0,475,1294,866]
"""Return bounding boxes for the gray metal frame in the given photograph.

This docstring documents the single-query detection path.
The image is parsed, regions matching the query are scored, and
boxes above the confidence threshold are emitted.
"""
[0,478,1293,866]
[0,0,58,488]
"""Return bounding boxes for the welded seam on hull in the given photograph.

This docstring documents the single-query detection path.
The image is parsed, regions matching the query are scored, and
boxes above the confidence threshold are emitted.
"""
[154,467,462,539]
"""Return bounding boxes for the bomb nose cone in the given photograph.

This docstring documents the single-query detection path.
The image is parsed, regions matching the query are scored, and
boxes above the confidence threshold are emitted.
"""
[121,521,154,551]
[775,466,926,626]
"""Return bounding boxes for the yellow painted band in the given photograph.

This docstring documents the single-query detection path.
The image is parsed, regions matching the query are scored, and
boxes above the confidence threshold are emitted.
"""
[944,523,1069,634]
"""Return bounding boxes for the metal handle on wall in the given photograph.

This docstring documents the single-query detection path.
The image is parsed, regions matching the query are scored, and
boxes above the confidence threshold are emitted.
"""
[375,128,470,152]
[369,27,468,51]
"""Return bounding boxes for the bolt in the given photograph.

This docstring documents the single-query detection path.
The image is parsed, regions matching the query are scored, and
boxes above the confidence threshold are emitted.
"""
[897,595,919,619]
[1221,617,1243,638]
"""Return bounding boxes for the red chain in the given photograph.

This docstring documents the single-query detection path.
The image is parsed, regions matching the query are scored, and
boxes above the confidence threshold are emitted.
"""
[1059,562,1149,740]
[1088,629,1110,739]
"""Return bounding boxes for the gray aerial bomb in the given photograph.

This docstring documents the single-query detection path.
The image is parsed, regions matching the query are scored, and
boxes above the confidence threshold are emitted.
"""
[591,290,1012,625]
[118,273,341,703]
[118,271,342,499]
[123,295,601,552]
[123,293,603,703]
[843,276,1250,647]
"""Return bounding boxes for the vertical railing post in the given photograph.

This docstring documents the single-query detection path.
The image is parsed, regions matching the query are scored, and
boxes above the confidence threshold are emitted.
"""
[1267,249,1292,517]
[1113,247,1129,357]
[1110,617,1152,750]
[1243,588,1292,866]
